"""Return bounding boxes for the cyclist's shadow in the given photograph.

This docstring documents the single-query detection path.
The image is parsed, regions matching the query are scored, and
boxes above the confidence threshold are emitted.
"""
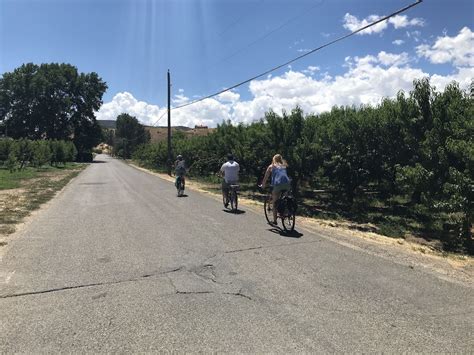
[223,209,246,214]
[268,226,303,238]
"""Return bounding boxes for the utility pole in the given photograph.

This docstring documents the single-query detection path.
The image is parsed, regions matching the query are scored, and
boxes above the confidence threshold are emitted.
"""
[167,70,172,175]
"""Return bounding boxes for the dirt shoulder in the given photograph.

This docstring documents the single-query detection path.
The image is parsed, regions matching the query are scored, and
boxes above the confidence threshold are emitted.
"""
[0,165,86,255]
[129,163,473,287]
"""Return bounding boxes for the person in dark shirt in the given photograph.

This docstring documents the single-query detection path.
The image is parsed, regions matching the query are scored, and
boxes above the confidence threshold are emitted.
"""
[174,154,186,190]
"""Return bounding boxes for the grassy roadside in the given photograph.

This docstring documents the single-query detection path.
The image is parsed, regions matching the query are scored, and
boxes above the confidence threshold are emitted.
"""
[0,164,86,244]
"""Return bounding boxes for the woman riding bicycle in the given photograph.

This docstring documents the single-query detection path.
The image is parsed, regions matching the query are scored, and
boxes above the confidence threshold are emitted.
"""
[261,154,291,225]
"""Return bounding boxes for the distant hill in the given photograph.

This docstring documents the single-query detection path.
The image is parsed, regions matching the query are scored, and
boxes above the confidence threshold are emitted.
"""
[97,120,116,129]
[145,126,214,143]
[97,120,214,142]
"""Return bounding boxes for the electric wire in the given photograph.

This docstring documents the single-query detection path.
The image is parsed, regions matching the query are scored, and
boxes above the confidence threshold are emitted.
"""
[173,0,423,111]
[213,0,325,67]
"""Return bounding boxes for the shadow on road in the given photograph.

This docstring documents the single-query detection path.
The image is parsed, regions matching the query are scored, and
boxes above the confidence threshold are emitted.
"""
[267,226,303,238]
[222,209,246,214]
[91,160,107,164]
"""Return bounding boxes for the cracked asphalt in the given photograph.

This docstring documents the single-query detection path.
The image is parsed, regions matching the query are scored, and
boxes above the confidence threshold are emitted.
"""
[1,154,473,352]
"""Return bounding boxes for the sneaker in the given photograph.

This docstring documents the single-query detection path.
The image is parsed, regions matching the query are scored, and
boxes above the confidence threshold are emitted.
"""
[224,200,229,208]
[269,220,278,226]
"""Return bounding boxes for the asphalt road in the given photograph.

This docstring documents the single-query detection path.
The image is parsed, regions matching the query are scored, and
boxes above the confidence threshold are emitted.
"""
[1,154,472,352]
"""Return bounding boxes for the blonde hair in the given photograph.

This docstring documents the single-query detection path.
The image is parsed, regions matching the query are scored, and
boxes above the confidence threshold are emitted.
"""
[272,154,288,167]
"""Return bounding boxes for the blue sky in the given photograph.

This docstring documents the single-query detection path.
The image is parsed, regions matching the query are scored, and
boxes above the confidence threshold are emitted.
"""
[1,0,473,127]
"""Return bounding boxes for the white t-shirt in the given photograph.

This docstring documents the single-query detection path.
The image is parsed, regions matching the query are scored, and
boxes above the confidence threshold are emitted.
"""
[220,160,240,183]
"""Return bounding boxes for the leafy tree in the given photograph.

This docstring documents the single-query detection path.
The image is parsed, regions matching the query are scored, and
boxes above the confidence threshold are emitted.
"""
[73,119,103,161]
[50,140,66,166]
[6,151,17,172]
[115,113,150,158]
[103,129,115,146]
[31,141,52,167]
[0,63,107,157]
[0,138,13,162]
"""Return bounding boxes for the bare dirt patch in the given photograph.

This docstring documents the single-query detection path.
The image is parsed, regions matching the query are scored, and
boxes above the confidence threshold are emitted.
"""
[0,165,86,248]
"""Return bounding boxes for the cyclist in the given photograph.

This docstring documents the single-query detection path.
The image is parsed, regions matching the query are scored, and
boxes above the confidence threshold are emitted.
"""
[174,154,186,190]
[261,154,291,225]
[220,153,240,208]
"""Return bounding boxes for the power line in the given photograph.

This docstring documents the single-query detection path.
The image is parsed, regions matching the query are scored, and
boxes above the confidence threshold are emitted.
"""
[173,0,423,111]
[213,0,325,67]
[216,0,266,38]
[149,108,168,127]
[216,13,247,39]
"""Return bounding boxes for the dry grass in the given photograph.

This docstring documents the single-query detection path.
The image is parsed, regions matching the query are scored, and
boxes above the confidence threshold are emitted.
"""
[145,126,214,143]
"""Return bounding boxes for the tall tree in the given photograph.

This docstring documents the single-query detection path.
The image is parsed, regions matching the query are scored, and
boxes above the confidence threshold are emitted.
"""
[0,63,107,155]
[115,113,150,158]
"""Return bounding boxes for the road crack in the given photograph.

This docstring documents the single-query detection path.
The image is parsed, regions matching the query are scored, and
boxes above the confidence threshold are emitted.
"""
[224,288,252,300]
[223,240,322,255]
[0,266,184,299]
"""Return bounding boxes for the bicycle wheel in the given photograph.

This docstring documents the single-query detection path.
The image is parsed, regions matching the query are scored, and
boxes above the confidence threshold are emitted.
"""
[282,208,296,232]
[230,190,238,211]
[176,177,181,196]
[223,192,229,208]
[263,194,272,224]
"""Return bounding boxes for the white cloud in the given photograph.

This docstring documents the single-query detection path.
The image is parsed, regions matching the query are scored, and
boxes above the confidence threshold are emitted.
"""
[217,91,240,103]
[406,30,422,42]
[388,15,424,29]
[97,47,473,128]
[172,94,190,106]
[96,92,165,126]
[343,13,388,35]
[170,96,232,127]
[343,13,424,35]
[302,66,320,75]
[392,39,405,45]
[377,51,410,66]
[417,27,474,67]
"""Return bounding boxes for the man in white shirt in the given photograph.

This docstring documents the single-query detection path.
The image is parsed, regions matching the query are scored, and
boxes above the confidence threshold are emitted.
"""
[220,153,240,207]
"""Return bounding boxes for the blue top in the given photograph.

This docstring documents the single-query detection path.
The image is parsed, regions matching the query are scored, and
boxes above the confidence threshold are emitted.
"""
[271,165,290,186]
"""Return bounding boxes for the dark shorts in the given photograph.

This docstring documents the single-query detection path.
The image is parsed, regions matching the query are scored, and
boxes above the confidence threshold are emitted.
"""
[222,180,238,191]
[273,183,291,194]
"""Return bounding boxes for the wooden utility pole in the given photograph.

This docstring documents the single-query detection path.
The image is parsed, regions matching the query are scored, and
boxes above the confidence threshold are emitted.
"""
[167,70,172,175]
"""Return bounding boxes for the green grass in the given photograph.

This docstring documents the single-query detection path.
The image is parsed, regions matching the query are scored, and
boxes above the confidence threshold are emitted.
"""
[0,168,39,189]
[0,163,81,190]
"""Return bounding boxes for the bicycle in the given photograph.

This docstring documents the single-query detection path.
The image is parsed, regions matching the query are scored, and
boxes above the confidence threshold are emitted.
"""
[176,175,185,197]
[223,184,239,211]
[260,186,297,232]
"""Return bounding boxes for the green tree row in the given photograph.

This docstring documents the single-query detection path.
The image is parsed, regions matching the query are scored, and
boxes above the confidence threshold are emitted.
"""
[0,138,77,171]
[132,78,473,253]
